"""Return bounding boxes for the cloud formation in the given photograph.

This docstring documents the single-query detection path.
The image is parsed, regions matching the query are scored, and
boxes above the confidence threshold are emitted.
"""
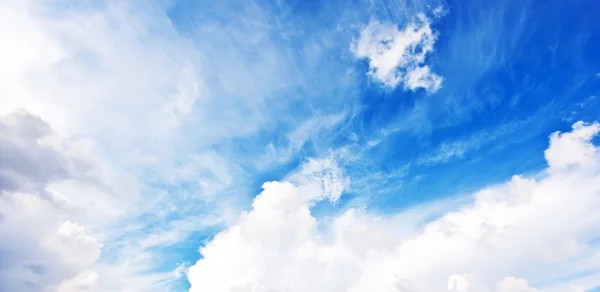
[0,1,359,290]
[188,121,600,292]
[351,13,443,92]
[2,0,597,291]
[0,111,107,291]
[0,109,182,291]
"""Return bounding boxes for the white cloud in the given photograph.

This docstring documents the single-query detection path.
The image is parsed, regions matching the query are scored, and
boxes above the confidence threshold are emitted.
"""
[351,13,443,92]
[405,65,443,92]
[544,121,600,170]
[286,112,347,152]
[259,112,347,168]
[188,158,348,292]
[448,274,480,292]
[418,119,528,165]
[188,121,600,292]
[56,271,98,292]
[4,1,597,292]
[0,0,326,290]
[497,277,539,292]
[0,109,144,291]
[446,275,539,292]
[0,0,197,140]
[48,221,102,267]
[0,108,191,292]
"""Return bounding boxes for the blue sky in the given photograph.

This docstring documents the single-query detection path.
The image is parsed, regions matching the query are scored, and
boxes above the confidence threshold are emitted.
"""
[1,0,600,291]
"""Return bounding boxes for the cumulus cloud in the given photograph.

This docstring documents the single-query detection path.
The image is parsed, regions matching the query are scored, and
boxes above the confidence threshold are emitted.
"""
[0,0,360,290]
[0,110,121,291]
[3,1,597,292]
[0,110,183,292]
[0,109,170,292]
[0,110,70,196]
[188,121,600,292]
[0,109,205,291]
[351,13,443,92]
[544,121,600,170]
[0,0,280,289]
[0,197,103,291]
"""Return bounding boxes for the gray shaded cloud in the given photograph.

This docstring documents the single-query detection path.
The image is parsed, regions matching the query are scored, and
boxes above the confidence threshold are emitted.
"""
[0,110,70,193]
[0,111,102,291]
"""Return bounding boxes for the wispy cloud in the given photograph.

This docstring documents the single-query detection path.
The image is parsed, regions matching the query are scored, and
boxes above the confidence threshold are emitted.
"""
[417,119,528,165]
[260,111,348,167]
[0,0,362,290]
[2,0,598,291]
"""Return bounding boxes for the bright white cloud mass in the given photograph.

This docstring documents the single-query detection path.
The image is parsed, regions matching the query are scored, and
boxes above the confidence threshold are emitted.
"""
[187,121,600,292]
[2,0,600,291]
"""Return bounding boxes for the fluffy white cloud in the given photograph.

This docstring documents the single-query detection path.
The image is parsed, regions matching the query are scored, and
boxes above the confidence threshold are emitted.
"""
[0,0,350,290]
[544,121,600,170]
[188,121,600,292]
[0,108,201,291]
[351,13,443,92]
[0,109,132,291]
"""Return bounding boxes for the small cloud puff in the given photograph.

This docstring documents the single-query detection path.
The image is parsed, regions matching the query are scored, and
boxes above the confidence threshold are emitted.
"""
[544,121,600,170]
[351,13,443,93]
